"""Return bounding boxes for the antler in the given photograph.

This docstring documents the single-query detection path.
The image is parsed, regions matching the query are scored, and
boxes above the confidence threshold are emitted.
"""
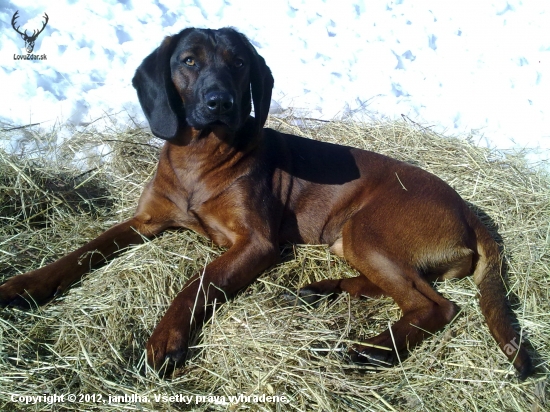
[32,13,49,39]
[11,10,49,40]
[11,10,26,37]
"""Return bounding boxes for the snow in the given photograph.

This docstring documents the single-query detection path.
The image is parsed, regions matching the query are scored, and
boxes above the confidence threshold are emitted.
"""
[1,0,548,168]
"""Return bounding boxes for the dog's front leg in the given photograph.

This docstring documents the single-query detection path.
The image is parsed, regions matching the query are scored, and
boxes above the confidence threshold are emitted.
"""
[146,237,278,371]
[0,214,167,308]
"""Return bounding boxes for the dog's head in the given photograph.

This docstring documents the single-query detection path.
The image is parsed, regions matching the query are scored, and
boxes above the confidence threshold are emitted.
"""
[132,27,274,141]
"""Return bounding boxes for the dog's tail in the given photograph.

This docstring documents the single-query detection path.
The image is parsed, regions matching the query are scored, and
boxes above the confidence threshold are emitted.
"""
[471,216,533,379]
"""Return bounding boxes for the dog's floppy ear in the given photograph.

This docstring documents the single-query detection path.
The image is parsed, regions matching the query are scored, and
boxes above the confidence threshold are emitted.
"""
[132,32,187,140]
[238,33,274,136]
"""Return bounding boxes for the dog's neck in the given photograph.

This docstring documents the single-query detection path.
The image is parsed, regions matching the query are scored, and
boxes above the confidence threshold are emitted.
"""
[169,115,258,148]
[160,117,261,186]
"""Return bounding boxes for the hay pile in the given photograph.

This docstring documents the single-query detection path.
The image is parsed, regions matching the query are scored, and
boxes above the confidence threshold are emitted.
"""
[0,116,548,411]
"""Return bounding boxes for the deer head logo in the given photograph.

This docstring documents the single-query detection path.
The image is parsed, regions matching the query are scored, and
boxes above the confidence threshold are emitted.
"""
[11,10,49,54]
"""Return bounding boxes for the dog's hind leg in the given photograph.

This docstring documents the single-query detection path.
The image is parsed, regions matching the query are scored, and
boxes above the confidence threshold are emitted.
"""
[346,253,460,365]
[340,219,465,366]
[296,275,385,305]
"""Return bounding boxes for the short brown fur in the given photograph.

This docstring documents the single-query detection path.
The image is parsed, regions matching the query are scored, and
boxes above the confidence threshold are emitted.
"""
[0,27,532,379]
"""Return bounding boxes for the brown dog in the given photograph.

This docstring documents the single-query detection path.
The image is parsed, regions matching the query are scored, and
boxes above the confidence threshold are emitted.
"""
[0,27,532,378]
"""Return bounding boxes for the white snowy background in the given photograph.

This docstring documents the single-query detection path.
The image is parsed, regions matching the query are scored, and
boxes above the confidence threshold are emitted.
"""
[0,0,548,168]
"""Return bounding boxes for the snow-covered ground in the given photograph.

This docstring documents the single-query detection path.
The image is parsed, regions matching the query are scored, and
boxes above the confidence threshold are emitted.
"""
[1,0,548,168]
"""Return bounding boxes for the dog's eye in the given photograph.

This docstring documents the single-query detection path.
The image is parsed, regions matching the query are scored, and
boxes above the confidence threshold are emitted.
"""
[234,58,244,68]
[184,57,196,66]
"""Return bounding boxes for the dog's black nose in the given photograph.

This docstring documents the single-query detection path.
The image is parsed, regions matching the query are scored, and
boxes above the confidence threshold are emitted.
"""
[205,91,234,114]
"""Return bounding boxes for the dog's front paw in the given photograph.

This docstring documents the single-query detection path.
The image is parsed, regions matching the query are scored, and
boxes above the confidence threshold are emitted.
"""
[0,271,61,308]
[146,318,189,373]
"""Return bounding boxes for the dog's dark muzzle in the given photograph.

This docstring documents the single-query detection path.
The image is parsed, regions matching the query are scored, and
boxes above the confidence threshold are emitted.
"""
[205,91,234,115]
[188,90,240,130]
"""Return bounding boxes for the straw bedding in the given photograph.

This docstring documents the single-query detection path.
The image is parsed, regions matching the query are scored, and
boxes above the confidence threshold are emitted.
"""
[0,116,548,411]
